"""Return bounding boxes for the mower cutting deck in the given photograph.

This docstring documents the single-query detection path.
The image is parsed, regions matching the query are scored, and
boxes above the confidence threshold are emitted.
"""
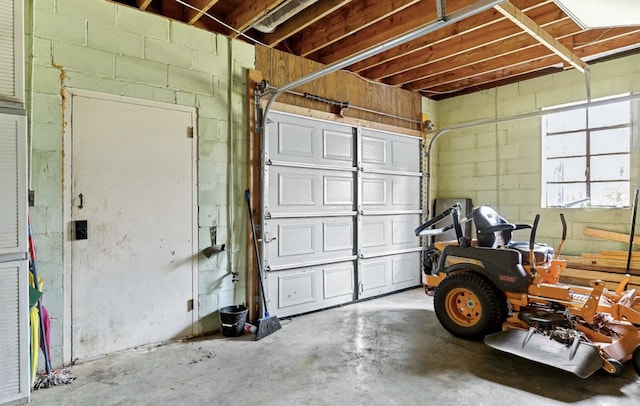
[416,204,640,378]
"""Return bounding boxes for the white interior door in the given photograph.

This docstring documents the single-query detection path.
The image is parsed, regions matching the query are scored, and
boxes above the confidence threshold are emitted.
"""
[70,94,196,361]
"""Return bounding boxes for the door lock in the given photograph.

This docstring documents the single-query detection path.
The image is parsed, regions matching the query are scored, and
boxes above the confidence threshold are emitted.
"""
[74,220,88,240]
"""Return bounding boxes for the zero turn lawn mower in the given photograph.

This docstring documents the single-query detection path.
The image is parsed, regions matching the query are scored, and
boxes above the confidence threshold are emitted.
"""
[415,204,640,378]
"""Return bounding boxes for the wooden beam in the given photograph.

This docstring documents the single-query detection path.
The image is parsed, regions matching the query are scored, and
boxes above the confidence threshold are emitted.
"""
[584,227,640,245]
[387,18,576,87]
[495,1,588,73]
[136,0,153,10]
[184,0,221,25]
[291,0,419,57]
[408,26,640,94]
[227,0,282,35]
[313,0,484,65]
[261,0,352,47]
[347,0,547,73]
[361,5,564,83]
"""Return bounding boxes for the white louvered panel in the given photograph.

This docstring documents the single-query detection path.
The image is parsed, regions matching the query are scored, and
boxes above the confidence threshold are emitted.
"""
[0,0,16,99]
[0,260,29,405]
[0,112,26,256]
[0,120,18,249]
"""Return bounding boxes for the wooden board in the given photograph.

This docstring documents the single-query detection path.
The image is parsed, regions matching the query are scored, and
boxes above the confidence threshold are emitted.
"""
[583,227,640,245]
[255,45,422,132]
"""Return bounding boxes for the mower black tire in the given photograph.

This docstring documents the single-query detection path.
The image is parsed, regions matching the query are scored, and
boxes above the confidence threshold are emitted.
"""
[433,271,508,341]
[633,345,640,376]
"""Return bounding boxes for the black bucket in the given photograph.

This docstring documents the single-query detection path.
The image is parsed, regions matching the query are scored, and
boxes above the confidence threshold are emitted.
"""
[219,305,248,337]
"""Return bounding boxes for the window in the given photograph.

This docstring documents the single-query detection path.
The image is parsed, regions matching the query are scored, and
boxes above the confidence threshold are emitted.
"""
[541,95,631,208]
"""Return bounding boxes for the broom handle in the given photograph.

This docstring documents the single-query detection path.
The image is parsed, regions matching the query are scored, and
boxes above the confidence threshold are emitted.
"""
[245,190,271,317]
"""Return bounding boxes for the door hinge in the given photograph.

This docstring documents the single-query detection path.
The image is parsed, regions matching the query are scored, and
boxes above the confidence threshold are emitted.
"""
[187,127,194,138]
[187,299,194,311]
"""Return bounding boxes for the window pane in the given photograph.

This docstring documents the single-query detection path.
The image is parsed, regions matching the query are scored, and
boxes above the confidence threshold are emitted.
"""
[545,132,585,158]
[588,101,630,128]
[591,128,630,154]
[545,109,586,132]
[545,183,587,207]
[591,154,629,181]
[591,182,629,207]
[544,157,586,182]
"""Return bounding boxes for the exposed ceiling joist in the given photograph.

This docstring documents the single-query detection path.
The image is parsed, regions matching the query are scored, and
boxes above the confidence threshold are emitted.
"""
[495,1,588,72]
[185,0,221,25]
[108,0,640,100]
[228,0,283,37]
[261,0,352,46]
[136,0,154,10]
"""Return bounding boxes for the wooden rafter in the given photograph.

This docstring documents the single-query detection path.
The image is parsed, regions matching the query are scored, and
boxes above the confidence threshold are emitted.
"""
[261,0,352,47]
[137,0,153,10]
[310,0,441,64]
[227,0,282,36]
[386,18,577,87]
[291,0,419,57]
[352,0,558,76]
[495,1,588,72]
[184,0,221,25]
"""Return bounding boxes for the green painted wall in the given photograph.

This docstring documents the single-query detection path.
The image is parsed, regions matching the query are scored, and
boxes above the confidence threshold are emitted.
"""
[27,0,254,367]
[427,54,640,255]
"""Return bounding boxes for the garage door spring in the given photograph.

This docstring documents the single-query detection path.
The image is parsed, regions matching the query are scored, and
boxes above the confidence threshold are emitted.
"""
[303,92,350,117]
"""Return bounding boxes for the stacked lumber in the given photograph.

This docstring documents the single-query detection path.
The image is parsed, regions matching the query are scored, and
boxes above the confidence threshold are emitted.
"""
[557,226,640,290]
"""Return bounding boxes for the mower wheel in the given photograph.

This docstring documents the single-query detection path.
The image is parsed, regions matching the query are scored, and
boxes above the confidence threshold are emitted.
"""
[633,345,640,376]
[433,271,508,341]
[604,359,624,377]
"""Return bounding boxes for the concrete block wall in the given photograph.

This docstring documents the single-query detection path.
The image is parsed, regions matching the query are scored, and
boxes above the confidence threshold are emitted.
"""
[430,54,640,255]
[27,0,254,367]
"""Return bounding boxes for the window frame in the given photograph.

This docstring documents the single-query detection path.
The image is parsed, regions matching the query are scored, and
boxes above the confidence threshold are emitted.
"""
[541,95,632,209]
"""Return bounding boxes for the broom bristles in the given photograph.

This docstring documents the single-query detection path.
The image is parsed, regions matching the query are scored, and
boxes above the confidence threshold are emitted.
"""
[255,315,281,340]
[33,368,76,390]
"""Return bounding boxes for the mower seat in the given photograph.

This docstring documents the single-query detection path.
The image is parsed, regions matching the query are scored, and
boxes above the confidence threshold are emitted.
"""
[473,206,554,265]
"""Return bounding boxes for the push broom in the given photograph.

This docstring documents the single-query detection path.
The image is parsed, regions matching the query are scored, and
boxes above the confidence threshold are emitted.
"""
[245,189,281,340]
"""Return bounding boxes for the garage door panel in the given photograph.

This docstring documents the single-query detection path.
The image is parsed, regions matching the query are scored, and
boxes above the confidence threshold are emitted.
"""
[265,261,355,317]
[267,115,354,168]
[263,112,422,317]
[361,214,421,255]
[361,129,421,172]
[360,253,421,298]
[264,217,354,267]
[269,166,355,214]
[362,174,420,211]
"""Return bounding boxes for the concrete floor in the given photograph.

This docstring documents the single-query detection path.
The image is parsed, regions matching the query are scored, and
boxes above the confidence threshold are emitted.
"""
[30,288,640,406]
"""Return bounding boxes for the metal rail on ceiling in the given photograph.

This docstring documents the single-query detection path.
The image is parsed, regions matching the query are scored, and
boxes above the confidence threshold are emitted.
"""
[255,0,509,134]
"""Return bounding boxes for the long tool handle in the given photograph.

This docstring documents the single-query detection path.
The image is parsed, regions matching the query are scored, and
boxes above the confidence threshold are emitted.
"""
[245,189,270,317]
[28,211,52,374]
[627,189,639,274]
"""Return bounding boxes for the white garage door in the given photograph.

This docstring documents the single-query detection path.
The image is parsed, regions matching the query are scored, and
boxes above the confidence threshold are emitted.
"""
[262,112,422,317]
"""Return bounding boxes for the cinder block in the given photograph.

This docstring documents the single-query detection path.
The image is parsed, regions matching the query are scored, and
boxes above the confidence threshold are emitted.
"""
[32,37,53,67]
[116,5,169,40]
[34,0,55,11]
[232,39,256,68]
[192,50,228,76]
[53,42,115,78]
[176,91,196,107]
[168,66,213,95]
[88,23,144,58]
[56,0,117,27]
[32,65,63,95]
[199,139,228,163]
[34,10,86,45]
[196,95,227,119]
[115,55,167,86]
[30,121,62,152]
[170,20,217,53]
[144,37,192,68]
[31,93,62,124]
